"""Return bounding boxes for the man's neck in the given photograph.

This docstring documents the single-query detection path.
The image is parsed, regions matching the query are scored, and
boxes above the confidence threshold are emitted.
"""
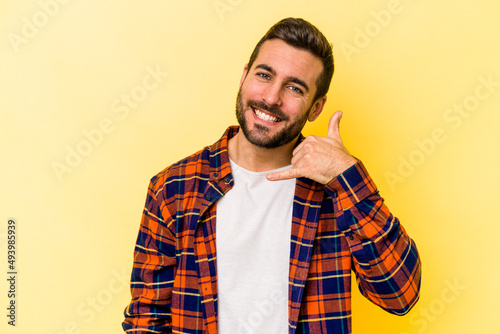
[227,131,298,172]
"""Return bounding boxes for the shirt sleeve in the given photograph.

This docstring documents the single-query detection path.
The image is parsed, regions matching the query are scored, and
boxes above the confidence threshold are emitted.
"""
[122,179,176,333]
[325,161,421,315]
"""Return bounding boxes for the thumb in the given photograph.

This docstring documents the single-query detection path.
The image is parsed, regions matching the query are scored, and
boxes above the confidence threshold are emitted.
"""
[327,110,343,138]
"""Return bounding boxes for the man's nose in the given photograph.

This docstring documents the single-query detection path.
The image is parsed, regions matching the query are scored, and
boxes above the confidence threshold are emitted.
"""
[262,82,282,107]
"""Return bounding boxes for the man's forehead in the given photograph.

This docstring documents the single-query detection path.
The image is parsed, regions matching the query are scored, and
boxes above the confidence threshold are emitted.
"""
[250,39,323,90]
[254,39,321,62]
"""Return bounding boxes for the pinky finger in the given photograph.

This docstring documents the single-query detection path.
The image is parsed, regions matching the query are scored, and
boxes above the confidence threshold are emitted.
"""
[266,168,301,181]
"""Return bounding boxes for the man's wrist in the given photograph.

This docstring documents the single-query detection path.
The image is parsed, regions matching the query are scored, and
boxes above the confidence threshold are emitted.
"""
[325,161,378,211]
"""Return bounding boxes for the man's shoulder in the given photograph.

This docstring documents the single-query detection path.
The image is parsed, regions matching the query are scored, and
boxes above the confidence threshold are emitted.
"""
[146,126,235,194]
[150,145,212,189]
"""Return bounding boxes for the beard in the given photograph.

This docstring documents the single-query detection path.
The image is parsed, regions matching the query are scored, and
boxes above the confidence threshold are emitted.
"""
[235,88,311,149]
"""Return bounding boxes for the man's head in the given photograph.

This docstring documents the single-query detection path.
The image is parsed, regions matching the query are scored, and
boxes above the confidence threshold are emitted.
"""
[235,18,334,149]
[246,18,334,103]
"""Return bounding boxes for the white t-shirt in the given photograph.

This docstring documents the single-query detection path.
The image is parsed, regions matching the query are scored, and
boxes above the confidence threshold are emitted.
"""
[216,159,295,334]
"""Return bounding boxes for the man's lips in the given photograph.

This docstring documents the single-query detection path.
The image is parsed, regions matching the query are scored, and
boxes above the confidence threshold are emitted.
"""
[252,107,282,123]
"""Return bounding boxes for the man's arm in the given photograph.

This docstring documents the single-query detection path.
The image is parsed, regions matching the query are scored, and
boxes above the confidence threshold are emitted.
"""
[268,110,421,313]
[326,162,421,314]
[122,179,176,333]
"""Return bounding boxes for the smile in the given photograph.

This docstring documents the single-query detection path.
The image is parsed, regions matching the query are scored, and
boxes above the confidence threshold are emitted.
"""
[253,108,282,123]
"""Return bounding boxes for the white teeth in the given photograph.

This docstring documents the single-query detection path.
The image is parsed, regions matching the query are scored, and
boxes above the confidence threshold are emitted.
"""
[254,109,279,122]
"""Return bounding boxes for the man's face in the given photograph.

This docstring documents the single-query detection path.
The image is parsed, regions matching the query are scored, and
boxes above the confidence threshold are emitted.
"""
[236,39,325,149]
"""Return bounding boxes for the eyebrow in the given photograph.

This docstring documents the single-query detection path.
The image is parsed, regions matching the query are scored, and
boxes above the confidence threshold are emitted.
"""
[255,64,310,93]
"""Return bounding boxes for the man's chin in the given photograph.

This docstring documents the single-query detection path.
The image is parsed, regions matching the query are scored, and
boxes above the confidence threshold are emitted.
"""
[243,128,296,149]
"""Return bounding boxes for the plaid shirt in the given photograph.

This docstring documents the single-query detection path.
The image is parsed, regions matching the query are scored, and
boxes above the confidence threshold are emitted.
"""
[123,126,421,334]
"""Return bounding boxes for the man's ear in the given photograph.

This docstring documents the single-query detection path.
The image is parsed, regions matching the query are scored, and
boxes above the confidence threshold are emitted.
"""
[239,64,249,87]
[308,96,327,122]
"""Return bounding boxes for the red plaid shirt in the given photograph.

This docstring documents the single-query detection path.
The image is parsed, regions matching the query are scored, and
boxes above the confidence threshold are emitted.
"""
[123,126,421,333]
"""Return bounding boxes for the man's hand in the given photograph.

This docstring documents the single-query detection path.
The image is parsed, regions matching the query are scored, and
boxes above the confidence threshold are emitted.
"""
[267,111,357,184]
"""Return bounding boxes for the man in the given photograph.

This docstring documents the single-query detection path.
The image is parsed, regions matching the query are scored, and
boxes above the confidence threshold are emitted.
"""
[123,18,421,334]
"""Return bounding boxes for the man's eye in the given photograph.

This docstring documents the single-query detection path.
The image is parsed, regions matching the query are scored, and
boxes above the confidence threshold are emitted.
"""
[257,73,270,80]
[288,86,303,94]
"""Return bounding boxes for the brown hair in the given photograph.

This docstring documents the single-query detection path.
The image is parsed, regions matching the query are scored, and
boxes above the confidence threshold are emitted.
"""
[247,18,334,102]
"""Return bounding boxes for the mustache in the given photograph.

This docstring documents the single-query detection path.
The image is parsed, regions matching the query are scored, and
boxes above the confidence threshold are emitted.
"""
[247,99,288,121]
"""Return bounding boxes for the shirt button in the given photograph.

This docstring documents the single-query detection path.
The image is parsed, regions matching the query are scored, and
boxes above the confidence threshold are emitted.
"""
[332,191,338,198]
[213,172,219,178]
[349,235,354,240]
[205,194,212,201]
[225,176,231,183]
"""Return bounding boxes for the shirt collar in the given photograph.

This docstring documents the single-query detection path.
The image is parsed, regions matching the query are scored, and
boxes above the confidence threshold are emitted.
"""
[208,125,306,182]
[208,126,238,183]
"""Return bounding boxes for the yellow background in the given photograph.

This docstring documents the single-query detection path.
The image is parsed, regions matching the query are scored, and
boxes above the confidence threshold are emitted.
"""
[1,0,499,333]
